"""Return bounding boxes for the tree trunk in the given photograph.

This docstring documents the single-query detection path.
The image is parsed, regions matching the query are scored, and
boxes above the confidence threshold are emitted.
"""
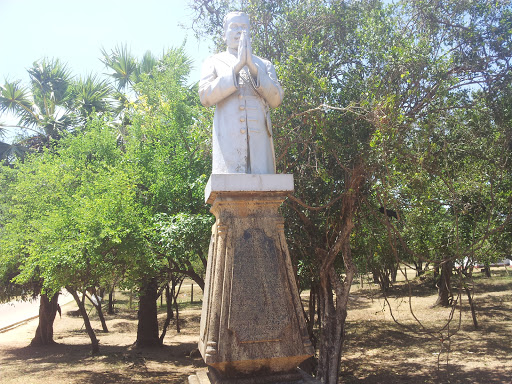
[373,267,391,292]
[317,273,343,384]
[159,283,174,345]
[316,166,361,383]
[464,286,478,329]
[414,261,424,277]
[433,265,440,289]
[136,277,160,347]
[317,243,356,384]
[306,282,317,348]
[371,269,379,284]
[184,266,204,292]
[316,286,322,328]
[170,259,205,291]
[68,288,99,354]
[434,260,453,307]
[391,263,398,283]
[31,292,60,346]
[171,277,183,333]
[108,287,115,315]
[85,293,108,332]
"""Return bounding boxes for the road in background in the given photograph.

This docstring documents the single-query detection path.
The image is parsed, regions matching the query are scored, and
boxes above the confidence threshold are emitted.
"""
[0,292,74,332]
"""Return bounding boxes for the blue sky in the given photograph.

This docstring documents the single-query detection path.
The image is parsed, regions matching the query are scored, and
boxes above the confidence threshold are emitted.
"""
[0,0,214,140]
[0,0,212,81]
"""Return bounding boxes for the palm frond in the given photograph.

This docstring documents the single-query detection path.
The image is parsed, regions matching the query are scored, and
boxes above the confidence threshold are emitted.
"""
[101,44,138,90]
[111,90,130,117]
[0,141,29,163]
[0,81,34,118]
[135,51,159,82]
[72,74,114,118]
[28,58,72,109]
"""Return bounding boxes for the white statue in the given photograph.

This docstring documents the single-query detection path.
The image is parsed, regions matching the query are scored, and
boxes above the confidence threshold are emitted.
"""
[199,11,284,174]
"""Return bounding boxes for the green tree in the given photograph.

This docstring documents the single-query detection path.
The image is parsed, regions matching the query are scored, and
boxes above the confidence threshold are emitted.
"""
[0,59,114,162]
[0,117,152,352]
[1,47,211,351]
[0,60,118,346]
[101,44,158,92]
[189,1,512,382]
[121,46,211,347]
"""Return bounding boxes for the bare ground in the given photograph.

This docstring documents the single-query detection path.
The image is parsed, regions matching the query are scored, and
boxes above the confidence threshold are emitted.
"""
[0,272,511,383]
[0,289,206,384]
[340,270,512,383]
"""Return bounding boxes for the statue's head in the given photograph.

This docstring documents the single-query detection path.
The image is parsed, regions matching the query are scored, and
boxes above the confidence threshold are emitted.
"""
[223,11,250,50]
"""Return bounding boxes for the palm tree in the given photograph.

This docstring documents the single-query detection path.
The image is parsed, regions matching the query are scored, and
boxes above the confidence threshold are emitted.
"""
[0,59,115,162]
[101,44,158,91]
[0,59,73,150]
[101,44,160,146]
[0,129,28,164]
[70,74,113,123]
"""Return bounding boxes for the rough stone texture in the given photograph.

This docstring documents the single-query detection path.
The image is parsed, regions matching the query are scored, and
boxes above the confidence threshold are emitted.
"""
[196,174,314,382]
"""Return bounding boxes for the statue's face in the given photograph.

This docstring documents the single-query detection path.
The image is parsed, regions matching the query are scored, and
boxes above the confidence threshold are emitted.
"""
[224,14,250,50]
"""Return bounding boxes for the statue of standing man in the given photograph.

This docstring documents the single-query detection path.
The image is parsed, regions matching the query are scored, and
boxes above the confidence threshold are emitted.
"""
[199,11,284,174]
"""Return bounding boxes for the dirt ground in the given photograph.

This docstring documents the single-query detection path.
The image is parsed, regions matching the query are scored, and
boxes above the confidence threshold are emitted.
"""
[0,288,206,384]
[340,269,512,383]
[0,271,511,384]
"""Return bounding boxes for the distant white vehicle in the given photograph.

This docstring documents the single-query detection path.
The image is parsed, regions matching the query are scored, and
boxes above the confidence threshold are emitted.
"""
[476,258,511,268]
[454,258,511,269]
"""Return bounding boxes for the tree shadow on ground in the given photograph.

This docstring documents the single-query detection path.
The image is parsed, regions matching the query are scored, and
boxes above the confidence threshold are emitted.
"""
[357,271,512,301]
[340,361,511,384]
[1,341,206,382]
[341,290,512,384]
[345,321,434,360]
[355,279,438,300]
[346,293,377,311]
[72,371,192,384]
[476,279,512,292]
[73,371,134,384]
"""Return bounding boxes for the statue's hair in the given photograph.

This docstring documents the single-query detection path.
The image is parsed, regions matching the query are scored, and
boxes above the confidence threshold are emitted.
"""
[223,11,250,33]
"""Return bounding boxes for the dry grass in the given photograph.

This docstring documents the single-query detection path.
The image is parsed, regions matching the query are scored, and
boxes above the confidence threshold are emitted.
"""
[0,272,510,383]
[339,269,512,383]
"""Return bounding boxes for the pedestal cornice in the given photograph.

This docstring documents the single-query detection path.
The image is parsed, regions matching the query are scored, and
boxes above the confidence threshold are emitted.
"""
[205,174,294,204]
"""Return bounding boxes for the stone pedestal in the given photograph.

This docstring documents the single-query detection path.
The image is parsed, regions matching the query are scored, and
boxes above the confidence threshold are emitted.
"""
[188,368,320,384]
[190,174,316,383]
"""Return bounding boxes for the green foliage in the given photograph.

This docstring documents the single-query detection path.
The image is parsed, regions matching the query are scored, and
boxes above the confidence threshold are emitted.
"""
[189,1,512,378]
[0,59,116,164]
[70,75,113,122]
[122,47,211,284]
[0,80,33,116]
[101,44,160,91]
[154,212,213,268]
[101,44,140,91]
[0,45,211,305]
[0,1,509,367]
[0,119,149,296]
[126,47,209,214]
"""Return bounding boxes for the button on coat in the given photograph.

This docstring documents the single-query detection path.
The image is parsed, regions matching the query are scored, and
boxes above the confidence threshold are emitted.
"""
[199,51,284,174]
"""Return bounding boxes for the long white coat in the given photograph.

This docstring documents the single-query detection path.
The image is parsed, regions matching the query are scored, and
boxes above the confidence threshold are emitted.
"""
[199,51,284,174]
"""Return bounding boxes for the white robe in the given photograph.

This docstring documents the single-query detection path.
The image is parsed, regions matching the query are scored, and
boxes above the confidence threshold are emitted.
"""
[199,51,284,174]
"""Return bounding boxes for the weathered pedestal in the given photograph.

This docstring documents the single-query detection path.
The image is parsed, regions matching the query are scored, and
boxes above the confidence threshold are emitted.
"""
[189,174,316,384]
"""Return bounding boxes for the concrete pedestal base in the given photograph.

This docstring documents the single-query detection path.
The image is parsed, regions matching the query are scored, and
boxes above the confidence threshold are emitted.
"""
[195,174,314,382]
[188,368,320,384]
